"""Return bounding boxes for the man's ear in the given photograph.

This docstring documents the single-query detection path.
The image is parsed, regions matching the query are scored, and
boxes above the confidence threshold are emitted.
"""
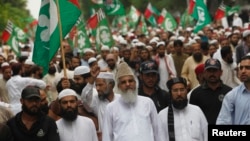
[20,98,24,104]
[139,74,143,80]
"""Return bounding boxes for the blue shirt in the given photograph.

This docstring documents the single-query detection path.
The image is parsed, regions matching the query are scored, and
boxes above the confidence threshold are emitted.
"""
[216,83,250,124]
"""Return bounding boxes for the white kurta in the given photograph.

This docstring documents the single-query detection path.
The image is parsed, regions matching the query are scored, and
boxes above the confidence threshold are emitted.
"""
[158,55,176,92]
[56,115,98,141]
[102,96,162,141]
[98,59,108,71]
[158,104,208,141]
[81,83,120,131]
[6,75,46,115]
[220,60,241,88]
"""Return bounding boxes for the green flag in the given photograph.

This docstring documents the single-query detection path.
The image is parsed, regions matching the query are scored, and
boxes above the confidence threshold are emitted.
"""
[7,25,24,57]
[226,5,240,16]
[144,3,160,27]
[191,0,211,33]
[159,8,177,32]
[33,0,81,75]
[112,15,128,35]
[95,9,114,52]
[136,15,148,35]
[76,19,92,54]
[180,9,195,28]
[6,23,28,57]
[127,6,141,31]
[103,0,125,15]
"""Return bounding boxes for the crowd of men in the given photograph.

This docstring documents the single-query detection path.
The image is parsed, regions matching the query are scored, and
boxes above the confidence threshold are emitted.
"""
[1,14,250,141]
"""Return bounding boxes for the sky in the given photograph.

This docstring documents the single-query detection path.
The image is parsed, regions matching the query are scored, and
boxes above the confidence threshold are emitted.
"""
[26,0,41,19]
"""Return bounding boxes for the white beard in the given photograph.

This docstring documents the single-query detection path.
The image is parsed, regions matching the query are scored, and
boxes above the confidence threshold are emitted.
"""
[118,88,138,104]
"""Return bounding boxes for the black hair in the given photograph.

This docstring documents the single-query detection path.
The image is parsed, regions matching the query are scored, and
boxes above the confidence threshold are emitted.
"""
[220,46,232,59]
[173,39,183,47]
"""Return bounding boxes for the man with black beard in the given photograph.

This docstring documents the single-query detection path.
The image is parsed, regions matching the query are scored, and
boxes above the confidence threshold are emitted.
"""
[181,42,209,90]
[220,46,241,88]
[154,41,177,92]
[189,58,232,124]
[158,77,208,141]
[42,63,60,102]
[56,89,98,141]
[7,86,60,141]
[73,66,91,95]
[39,88,49,114]
[105,53,118,75]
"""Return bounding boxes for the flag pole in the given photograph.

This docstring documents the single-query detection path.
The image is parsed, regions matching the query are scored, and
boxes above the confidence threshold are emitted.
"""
[55,0,67,78]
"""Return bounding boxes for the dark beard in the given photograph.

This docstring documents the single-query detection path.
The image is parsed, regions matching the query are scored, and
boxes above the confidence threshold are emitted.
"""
[227,57,234,64]
[108,64,115,70]
[124,58,130,63]
[38,73,43,79]
[22,71,31,77]
[98,90,110,101]
[22,104,41,116]
[60,107,78,121]
[231,42,238,47]
[172,98,188,109]
[158,53,165,58]
[73,83,86,94]
[40,104,49,114]
[193,53,203,63]
[48,67,56,74]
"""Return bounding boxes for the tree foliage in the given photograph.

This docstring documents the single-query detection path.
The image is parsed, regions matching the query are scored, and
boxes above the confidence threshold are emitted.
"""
[0,0,30,35]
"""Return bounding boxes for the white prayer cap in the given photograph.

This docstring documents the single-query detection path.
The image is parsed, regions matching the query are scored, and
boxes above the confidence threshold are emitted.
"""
[84,48,94,54]
[97,72,114,80]
[127,32,135,38]
[243,30,250,38]
[193,36,201,40]
[186,27,193,32]
[225,31,232,38]
[111,46,119,51]
[244,23,249,29]
[56,54,61,58]
[152,37,160,42]
[88,57,97,64]
[209,39,218,45]
[112,35,118,41]
[101,45,110,51]
[24,59,34,65]
[74,66,90,75]
[96,54,102,60]
[1,62,9,67]
[20,51,30,57]
[58,88,78,100]
[169,36,177,41]
[188,39,197,45]
[131,39,139,44]
[9,59,18,64]
[135,42,145,47]
[197,30,204,36]
[156,41,165,47]
[146,45,153,50]
[177,36,185,42]
[149,38,158,44]
[233,30,240,34]
[119,39,127,45]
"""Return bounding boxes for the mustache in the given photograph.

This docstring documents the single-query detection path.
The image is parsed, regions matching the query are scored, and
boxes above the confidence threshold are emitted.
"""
[30,106,39,109]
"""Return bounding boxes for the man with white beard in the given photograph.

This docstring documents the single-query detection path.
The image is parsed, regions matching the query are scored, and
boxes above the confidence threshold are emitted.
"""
[102,62,161,141]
